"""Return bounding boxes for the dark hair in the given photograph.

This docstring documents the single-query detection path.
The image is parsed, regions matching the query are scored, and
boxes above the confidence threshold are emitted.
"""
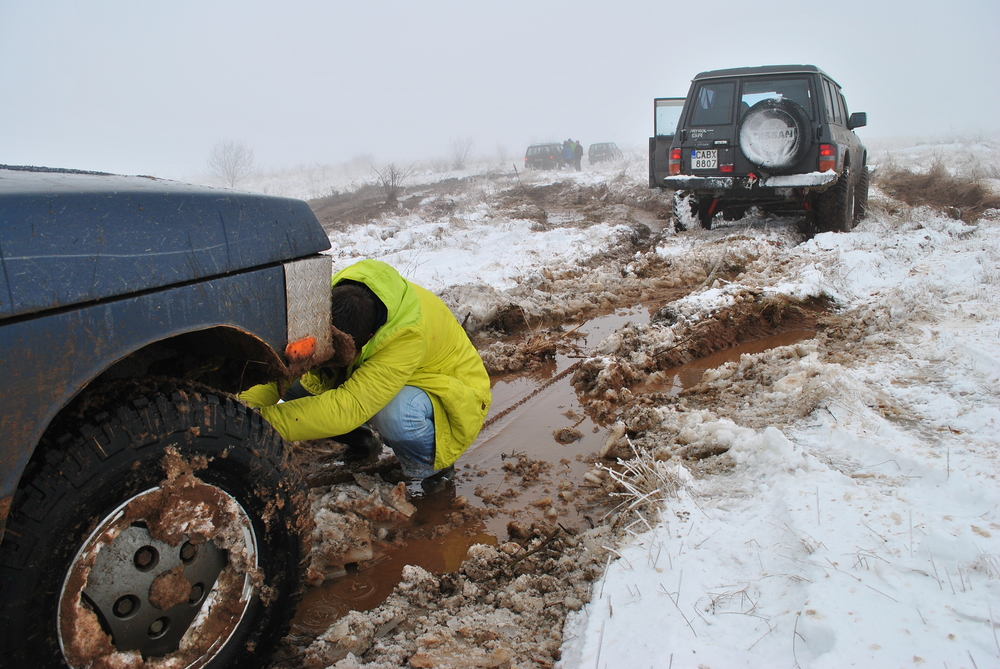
[330,283,379,352]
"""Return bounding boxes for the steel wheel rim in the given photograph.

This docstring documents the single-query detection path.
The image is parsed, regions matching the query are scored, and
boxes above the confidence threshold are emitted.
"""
[57,483,258,668]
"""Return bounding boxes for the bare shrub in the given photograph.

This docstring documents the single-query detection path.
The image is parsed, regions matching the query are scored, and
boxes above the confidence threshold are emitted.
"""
[449,136,474,170]
[371,162,415,204]
[207,139,255,188]
[875,160,1000,221]
[495,143,510,167]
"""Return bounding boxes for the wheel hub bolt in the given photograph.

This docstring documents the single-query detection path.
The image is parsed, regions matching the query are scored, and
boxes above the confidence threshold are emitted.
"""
[148,617,169,638]
[134,546,157,570]
[113,596,134,617]
[180,542,197,562]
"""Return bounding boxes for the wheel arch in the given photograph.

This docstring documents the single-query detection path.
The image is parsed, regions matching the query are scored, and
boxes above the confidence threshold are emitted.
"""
[0,324,286,542]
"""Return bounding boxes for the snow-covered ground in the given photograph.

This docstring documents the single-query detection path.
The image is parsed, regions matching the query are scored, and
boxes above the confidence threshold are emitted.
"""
[242,135,1000,668]
[561,193,1000,668]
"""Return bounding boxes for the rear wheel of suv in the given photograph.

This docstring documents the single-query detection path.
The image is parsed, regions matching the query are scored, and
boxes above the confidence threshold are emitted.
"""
[816,167,855,233]
[738,98,811,172]
[672,191,715,230]
[0,383,312,669]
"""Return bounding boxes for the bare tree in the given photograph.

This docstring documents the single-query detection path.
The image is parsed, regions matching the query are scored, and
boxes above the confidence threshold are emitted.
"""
[372,162,416,204]
[495,143,510,167]
[207,139,255,188]
[449,136,474,170]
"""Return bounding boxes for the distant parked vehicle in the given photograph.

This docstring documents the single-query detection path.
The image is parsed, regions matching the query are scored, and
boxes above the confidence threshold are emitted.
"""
[588,142,622,163]
[524,143,564,170]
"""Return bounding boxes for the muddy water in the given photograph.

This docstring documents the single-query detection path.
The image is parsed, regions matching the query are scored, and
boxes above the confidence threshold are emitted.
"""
[291,311,817,636]
[292,492,495,638]
[289,309,648,638]
[636,330,816,395]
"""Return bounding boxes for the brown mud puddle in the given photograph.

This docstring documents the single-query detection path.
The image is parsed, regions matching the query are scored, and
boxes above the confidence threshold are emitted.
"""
[636,330,816,395]
[291,491,495,640]
[289,310,644,638]
[290,307,819,638]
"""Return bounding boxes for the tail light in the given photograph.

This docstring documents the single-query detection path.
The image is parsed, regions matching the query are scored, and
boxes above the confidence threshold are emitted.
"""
[669,148,682,175]
[818,144,837,172]
[720,164,734,173]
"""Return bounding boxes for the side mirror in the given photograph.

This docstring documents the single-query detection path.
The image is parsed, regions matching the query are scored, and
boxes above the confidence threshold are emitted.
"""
[848,112,867,130]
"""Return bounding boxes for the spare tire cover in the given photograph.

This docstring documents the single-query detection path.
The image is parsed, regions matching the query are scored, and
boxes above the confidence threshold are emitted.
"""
[738,98,810,171]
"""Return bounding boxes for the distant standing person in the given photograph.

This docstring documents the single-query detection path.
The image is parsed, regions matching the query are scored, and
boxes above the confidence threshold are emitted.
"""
[573,140,583,171]
[562,140,573,170]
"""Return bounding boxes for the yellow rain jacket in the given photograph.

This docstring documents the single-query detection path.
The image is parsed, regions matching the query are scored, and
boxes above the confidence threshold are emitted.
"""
[240,259,492,470]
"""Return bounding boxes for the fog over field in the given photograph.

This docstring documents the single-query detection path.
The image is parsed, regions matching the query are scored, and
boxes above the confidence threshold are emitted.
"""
[1,0,998,180]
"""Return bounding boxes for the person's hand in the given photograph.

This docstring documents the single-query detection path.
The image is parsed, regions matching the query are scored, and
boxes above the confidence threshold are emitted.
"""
[329,325,357,367]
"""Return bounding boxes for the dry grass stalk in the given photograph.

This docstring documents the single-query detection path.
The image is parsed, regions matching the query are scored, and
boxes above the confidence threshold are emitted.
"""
[602,440,684,521]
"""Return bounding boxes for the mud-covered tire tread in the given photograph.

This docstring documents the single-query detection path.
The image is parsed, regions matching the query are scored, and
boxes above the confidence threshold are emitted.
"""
[816,167,855,233]
[0,381,312,669]
[673,191,716,230]
[671,191,692,231]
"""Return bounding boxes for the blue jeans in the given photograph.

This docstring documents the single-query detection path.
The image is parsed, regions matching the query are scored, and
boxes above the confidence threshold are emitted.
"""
[369,386,438,479]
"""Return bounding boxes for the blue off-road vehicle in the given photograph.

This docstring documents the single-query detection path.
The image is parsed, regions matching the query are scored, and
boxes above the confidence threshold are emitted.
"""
[0,166,334,668]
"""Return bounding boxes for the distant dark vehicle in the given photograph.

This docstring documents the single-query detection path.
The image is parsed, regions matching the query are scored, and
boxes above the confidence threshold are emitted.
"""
[588,142,622,163]
[650,65,868,233]
[524,143,564,170]
[0,166,333,668]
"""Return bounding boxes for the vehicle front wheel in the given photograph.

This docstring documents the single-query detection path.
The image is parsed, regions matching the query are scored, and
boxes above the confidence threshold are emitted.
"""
[0,382,312,669]
[854,165,870,222]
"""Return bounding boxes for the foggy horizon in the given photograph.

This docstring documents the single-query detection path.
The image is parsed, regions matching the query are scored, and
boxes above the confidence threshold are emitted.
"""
[2,0,998,182]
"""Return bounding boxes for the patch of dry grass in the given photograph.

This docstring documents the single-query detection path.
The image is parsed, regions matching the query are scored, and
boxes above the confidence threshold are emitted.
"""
[874,160,1000,221]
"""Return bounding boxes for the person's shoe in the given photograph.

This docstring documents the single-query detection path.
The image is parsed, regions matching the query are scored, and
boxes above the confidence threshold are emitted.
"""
[420,465,455,494]
[337,425,382,462]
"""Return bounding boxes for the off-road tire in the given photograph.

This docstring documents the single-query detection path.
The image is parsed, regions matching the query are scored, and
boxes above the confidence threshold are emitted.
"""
[672,191,715,230]
[0,382,312,669]
[854,165,870,222]
[672,191,694,231]
[738,98,811,172]
[816,167,855,233]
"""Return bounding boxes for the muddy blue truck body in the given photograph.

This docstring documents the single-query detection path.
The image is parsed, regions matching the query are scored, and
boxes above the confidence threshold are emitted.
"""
[0,166,332,667]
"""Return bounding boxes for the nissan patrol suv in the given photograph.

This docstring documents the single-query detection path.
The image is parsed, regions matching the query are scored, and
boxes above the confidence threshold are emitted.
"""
[0,166,333,668]
[650,65,868,233]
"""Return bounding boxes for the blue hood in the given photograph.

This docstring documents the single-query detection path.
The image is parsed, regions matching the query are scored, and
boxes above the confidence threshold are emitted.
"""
[0,167,331,319]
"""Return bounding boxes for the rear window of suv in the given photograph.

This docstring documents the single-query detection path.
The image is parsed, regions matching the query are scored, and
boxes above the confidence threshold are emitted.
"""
[690,82,735,126]
[740,77,815,120]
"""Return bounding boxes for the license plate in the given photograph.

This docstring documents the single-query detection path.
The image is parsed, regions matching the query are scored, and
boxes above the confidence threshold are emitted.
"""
[691,149,717,170]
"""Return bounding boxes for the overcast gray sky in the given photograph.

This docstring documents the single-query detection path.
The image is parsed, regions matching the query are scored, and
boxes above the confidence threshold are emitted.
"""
[2,0,997,181]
